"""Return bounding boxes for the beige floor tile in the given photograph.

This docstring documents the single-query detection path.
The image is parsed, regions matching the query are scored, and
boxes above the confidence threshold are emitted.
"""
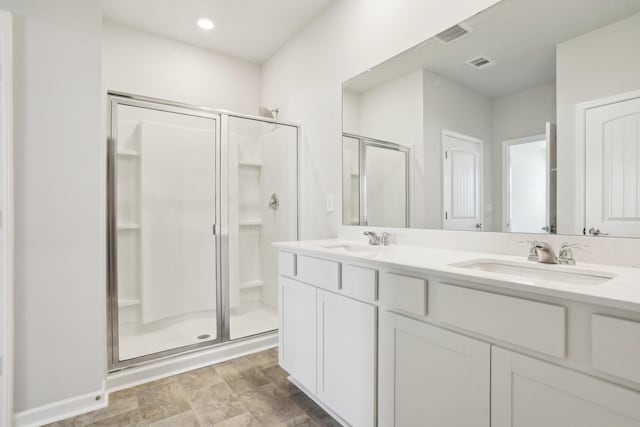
[83,408,142,427]
[148,411,201,427]
[211,412,261,427]
[190,381,248,425]
[260,365,300,397]
[42,418,84,427]
[288,392,342,427]
[215,363,270,394]
[48,350,337,427]
[78,388,138,425]
[136,379,191,423]
[236,383,306,426]
[178,365,225,399]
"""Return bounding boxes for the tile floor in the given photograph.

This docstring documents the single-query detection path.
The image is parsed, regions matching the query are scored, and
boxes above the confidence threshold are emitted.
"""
[45,348,339,427]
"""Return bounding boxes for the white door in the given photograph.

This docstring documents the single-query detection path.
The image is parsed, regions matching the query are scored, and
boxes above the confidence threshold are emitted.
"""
[585,95,640,237]
[316,289,376,427]
[492,347,640,427]
[279,277,317,393]
[502,123,556,233]
[442,130,483,230]
[379,311,490,427]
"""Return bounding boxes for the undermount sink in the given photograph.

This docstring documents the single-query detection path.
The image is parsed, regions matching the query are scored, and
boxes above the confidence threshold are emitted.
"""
[452,259,615,285]
[318,242,385,254]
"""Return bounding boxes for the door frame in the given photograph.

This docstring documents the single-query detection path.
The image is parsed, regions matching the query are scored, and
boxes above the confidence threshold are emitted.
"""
[0,9,13,427]
[342,133,411,228]
[441,129,483,230]
[575,89,640,235]
[106,93,224,370]
[501,133,546,232]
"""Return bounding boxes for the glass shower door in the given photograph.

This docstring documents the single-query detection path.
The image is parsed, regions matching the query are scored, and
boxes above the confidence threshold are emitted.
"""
[227,116,298,340]
[108,96,221,368]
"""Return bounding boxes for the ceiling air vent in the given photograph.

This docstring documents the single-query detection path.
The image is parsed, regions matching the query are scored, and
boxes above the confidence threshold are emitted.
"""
[466,56,496,70]
[435,23,472,43]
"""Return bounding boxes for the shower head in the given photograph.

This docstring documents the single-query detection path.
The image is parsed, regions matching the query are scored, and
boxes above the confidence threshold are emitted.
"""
[259,106,279,120]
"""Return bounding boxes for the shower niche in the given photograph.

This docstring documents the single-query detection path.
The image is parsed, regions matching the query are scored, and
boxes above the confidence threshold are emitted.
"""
[107,93,298,370]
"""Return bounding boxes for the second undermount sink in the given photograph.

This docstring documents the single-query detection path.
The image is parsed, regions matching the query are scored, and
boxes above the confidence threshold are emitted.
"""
[452,259,615,285]
[318,242,386,254]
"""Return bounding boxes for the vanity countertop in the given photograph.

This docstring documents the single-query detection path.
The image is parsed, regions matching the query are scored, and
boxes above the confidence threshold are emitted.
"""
[274,239,640,312]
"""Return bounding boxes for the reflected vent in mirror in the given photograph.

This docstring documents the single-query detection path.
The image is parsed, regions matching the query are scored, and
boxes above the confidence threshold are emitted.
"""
[435,23,472,43]
[466,56,496,70]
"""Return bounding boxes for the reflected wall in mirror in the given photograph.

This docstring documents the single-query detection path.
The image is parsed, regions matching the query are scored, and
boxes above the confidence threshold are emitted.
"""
[342,0,640,237]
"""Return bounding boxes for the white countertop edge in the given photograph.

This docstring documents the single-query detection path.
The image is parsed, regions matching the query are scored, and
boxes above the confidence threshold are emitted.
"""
[273,239,640,313]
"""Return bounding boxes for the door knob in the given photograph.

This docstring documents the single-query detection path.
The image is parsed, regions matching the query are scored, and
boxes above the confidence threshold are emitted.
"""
[588,227,608,236]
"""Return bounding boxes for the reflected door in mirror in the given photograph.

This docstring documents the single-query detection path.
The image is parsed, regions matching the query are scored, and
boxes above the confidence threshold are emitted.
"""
[442,130,483,231]
[586,94,640,238]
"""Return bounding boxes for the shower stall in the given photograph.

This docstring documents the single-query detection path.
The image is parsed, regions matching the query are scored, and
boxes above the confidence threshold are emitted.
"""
[106,92,299,370]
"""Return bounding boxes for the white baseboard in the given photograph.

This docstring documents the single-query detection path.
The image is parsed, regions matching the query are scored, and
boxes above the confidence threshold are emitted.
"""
[13,388,107,427]
[107,332,278,392]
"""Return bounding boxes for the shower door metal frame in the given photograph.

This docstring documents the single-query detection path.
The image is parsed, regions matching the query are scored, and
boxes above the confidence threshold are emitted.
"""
[342,133,411,227]
[107,91,300,372]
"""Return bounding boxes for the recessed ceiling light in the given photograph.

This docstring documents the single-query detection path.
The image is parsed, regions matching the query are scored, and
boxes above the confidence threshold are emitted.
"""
[197,18,215,30]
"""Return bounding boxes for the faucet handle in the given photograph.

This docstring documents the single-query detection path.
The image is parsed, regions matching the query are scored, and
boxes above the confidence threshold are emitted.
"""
[558,242,586,265]
[519,240,542,261]
[560,242,587,250]
[381,232,391,246]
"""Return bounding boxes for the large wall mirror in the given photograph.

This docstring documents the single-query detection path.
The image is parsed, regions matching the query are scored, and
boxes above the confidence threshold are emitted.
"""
[342,0,640,238]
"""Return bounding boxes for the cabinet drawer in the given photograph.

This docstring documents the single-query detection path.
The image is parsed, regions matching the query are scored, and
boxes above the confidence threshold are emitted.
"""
[592,314,640,383]
[297,255,340,291]
[432,283,566,358]
[341,264,377,302]
[278,252,296,278]
[379,272,427,316]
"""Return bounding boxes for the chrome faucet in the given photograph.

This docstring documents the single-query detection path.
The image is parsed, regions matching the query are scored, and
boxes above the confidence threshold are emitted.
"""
[363,231,390,246]
[522,241,587,265]
[558,242,586,265]
[533,242,558,264]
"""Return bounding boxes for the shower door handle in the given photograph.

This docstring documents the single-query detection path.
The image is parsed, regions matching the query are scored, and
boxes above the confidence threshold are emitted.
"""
[212,224,217,235]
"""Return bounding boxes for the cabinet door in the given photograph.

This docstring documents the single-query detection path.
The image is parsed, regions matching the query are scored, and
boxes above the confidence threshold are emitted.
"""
[280,277,317,393]
[492,347,640,427]
[317,289,376,427]
[379,311,490,427]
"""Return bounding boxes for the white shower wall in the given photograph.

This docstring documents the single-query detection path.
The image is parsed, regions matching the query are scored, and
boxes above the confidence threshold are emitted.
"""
[228,118,298,339]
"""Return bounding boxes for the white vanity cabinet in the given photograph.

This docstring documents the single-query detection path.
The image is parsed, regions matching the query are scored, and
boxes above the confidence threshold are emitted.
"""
[277,246,640,427]
[317,289,376,427]
[278,252,377,426]
[379,311,490,427]
[280,276,317,393]
[491,347,640,427]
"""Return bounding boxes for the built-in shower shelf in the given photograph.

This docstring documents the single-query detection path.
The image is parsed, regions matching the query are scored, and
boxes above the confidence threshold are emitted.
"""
[118,149,141,157]
[118,223,141,230]
[239,219,263,226]
[240,280,264,290]
[118,298,141,308]
[238,160,262,167]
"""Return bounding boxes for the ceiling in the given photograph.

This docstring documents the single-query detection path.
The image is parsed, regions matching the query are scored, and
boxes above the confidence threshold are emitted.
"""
[102,0,333,63]
[344,0,640,98]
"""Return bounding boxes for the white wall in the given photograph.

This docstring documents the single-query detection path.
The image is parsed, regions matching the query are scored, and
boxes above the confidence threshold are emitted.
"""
[491,82,556,230]
[556,12,640,233]
[355,70,424,227]
[103,21,261,114]
[423,69,493,230]
[0,0,105,414]
[261,0,501,239]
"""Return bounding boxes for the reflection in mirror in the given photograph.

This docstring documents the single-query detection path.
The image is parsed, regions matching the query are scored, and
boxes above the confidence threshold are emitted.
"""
[342,0,640,237]
[342,135,410,227]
